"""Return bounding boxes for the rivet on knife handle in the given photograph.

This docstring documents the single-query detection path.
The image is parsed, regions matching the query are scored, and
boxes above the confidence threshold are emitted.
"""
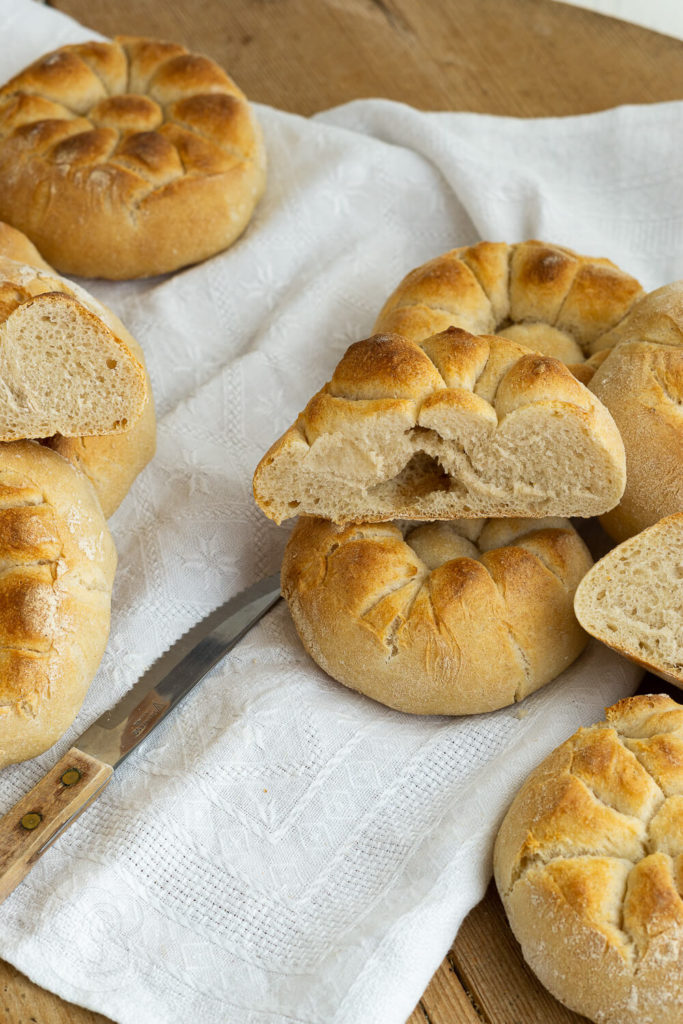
[0,747,112,903]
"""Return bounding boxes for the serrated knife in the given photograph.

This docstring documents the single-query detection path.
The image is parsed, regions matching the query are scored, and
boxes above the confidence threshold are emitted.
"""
[0,572,282,902]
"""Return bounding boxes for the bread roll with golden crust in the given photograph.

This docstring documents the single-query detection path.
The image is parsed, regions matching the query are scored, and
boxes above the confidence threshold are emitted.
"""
[374,240,643,368]
[0,440,116,768]
[253,328,626,525]
[0,37,266,279]
[0,227,156,516]
[0,222,52,271]
[282,516,592,715]
[574,512,683,688]
[494,694,683,1024]
[588,282,683,542]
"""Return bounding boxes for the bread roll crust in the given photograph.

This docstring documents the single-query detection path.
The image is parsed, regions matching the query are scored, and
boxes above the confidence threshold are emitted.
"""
[282,516,592,715]
[494,694,683,1024]
[253,328,626,524]
[588,283,683,542]
[374,240,643,365]
[0,37,266,279]
[0,441,116,767]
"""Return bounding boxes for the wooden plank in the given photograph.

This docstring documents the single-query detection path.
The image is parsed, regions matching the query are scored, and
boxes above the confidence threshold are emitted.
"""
[419,956,485,1024]
[48,0,683,117]
[451,881,590,1024]
[0,959,111,1024]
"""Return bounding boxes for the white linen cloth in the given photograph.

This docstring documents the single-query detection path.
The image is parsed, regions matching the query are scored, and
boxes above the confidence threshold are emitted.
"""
[0,2,678,1022]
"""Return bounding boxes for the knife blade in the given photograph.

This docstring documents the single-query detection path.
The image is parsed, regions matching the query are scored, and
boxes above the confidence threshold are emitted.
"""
[0,572,282,902]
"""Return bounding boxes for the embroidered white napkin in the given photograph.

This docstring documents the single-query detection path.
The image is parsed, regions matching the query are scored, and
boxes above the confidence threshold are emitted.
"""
[0,3,676,1022]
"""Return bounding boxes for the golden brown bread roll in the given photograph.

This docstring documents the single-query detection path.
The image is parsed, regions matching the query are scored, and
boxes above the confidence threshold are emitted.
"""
[494,694,683,1024]
[374,240,643,367]
[253,328,626,524]
[282,516,592,714]
[0,37,266,279]
[0,440,116,768]
[574,512,683,688]
[588,282,683,542]
[0,226,156,516]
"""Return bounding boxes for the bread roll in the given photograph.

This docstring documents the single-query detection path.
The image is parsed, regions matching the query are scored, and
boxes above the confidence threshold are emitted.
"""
[574,512,683,688]
[0,227,156,516]
[588,282,683,541]
[253,328,626,524]
[0,441,116,767]
[494,694,683,1024]
[0,273,147,440]
[374,240,643,366]
[282,516,592,714]
[0,37,266,279]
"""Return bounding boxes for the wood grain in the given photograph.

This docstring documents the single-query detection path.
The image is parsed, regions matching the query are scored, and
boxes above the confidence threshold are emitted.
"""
[0,0,678,1021]
[0,748,112,904]
[451,881,590,1024]
[49,0,683,117]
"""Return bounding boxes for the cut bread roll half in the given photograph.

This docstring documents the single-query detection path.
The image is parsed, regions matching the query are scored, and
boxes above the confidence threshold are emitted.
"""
[374,239,643,370]
[494,694,683,1024]
[0,287,147,440]
[574,513,683,688]
[282,516,592,715]
[253,328,626,524]
[0,228,157,515]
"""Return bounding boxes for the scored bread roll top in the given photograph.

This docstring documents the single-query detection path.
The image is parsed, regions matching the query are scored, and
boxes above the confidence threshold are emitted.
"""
[374,240,643,368]
[494,694,683,1024]
[0,36,266,279]
[253,328,626,524]
[587,282,683,542]
[0,225,157,516]
[282,516,592,715]
[0,441,116,768]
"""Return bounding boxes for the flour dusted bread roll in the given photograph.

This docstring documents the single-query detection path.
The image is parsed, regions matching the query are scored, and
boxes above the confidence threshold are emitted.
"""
[494,694,683,1024]
[374,240,643,367]
[253,328,626,524]
[0,37,266,278]
[587,282,683,541]
[574,513,683,687]
[0,441,116,767]
[0,226,156,515]
[282,516,592,714]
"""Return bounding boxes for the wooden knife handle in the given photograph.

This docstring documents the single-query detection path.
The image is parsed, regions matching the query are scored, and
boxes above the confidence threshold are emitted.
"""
[0,747,112,903]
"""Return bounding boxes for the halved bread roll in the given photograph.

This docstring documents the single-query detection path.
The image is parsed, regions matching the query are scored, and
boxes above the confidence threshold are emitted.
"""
[0,286,147,440]
[574,512,683,688]
[0,441,116,767]
[0,228,157,516]
[494,694,683,1024]
[282,516,592,715]
[253,329,626,524]
[374,240,643,368]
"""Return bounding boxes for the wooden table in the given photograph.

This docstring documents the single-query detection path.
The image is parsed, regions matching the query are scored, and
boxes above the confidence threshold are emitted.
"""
[3,1,682,1022]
